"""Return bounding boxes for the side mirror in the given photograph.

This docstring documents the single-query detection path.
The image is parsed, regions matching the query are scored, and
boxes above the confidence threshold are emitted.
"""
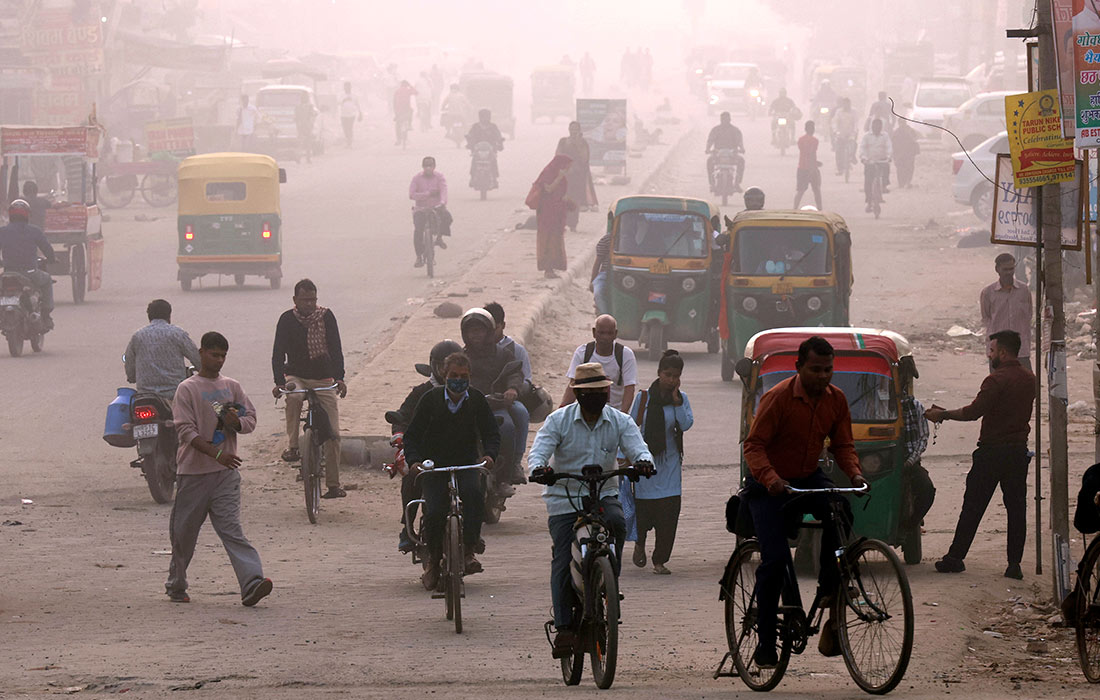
[723,214,734,229]
[734,357,753,382]
[278,168,287,184]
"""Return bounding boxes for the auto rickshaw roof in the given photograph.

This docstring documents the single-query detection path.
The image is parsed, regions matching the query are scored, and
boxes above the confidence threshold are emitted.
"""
[610,195,719,219]
[729,209,850,230]
[178,152,281,180]
[459,71,514,86]
[744,327,911,363]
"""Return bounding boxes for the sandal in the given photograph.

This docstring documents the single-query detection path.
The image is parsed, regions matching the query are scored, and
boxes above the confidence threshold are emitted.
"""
[281,448,300,463]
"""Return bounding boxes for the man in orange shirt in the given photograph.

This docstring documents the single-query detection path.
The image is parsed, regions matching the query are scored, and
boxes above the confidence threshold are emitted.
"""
[742,336,867,668]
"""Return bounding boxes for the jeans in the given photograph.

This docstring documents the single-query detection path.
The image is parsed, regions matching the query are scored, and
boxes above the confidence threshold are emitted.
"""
[548,497,625,628]
[492,407,516,481]
[592,268,611,315]
[507,400,529,469]
[946,444,1030,564]
[745,469,847,648]
[421,469,484,565]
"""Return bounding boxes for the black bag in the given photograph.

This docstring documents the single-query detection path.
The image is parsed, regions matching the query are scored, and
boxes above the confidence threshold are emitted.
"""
[1074,463,1100,534]
[725,492,756,538]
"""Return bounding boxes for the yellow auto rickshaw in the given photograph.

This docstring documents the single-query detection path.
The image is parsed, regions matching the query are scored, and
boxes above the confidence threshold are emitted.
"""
[176,153,286,290]
[719,209,853,380]
[608,195,722,360]
[531,66,575,123]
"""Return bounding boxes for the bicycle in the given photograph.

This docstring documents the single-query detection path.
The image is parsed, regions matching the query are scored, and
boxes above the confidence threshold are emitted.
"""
[278,383,339,524]
[1071,530,1100,682]
[531,463,652,690]
[405,460,488,634]
[863,159,889,219]
[716,484,914,695]
[834,134,855,183]
[415,206,442,278]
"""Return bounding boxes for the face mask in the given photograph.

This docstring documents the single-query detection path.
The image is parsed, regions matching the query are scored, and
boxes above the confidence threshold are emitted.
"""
[575,391,609,414]
[447,378,469,394]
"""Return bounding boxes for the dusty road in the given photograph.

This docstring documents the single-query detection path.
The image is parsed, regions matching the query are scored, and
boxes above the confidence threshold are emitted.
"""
[2,100,1098,698]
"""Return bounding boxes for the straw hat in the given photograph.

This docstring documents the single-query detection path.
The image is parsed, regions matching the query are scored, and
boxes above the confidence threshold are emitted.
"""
[572,362,612,389]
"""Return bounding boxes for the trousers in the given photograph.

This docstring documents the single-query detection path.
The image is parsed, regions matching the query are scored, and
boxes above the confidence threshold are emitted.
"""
[745,469,846,648]
[592,268,611,315]
[635,495,682,566]
[421,469,484,564]
[947,444,1030,564]
[284,375,342,488]
[548,497,625,628]
[166,469,265,596]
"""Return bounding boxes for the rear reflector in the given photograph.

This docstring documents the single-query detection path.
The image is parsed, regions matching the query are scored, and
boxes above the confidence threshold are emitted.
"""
[134,405,158,421]
[184,224,194,240]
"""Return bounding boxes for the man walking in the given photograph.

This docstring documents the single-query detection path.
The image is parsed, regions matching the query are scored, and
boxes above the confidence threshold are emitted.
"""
[272,279,348,499]
[562,314,638,412]
[793,121,822,210]
[236,95,258,151]
[980,253,1033,372]
[926,330,1035,579]
[167,331,271,606]
[741,336,867,668]
[340,81,363,147]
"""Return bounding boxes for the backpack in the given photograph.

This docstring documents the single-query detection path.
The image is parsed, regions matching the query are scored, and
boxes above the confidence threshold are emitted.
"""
[583,341,624,386]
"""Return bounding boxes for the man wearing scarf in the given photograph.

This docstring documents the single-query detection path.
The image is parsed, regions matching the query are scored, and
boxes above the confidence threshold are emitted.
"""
[272,279,348,499]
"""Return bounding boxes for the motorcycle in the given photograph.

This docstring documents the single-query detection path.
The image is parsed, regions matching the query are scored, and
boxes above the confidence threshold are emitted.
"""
[129,392,179,503]
[0,268,49,357]
[747,88,763,120]
[772,115,795,156]
[711,148,741,206]
[469,141,498,200]
[442,112,466,147]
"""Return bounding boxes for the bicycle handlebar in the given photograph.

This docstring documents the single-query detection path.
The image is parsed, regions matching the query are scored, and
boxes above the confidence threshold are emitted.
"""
[785,484,869,495]
[413,460,489,482]
[533,466,651,486]
[279,383,339,395]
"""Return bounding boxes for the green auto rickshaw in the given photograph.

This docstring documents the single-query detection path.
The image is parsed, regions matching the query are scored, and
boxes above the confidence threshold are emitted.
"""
[719,209,852,381]
[735,327,923,565]
[608,195,722,360]
[459,71,515,139]
[176,153,286,290]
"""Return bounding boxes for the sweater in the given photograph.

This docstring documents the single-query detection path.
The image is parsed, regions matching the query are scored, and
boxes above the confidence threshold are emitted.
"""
[272,308,344,384]
[403,386,501,467]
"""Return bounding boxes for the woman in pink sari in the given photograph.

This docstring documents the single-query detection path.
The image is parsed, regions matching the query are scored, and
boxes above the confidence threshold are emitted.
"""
[530,154,574,278]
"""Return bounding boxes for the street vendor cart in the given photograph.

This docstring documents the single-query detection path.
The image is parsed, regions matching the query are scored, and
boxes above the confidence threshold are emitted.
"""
[0,126,104,303]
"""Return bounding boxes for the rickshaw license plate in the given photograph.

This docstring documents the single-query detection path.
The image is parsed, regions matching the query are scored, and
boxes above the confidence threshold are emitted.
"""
[133,423,159,439]
[772,281,794,295]
[648,261,670,274]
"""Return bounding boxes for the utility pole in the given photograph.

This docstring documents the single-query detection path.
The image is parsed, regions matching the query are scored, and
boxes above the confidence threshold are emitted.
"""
[1035,0,1071,602]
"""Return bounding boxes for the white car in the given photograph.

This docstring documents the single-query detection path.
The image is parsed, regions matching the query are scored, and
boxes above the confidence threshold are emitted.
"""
[943,91,1013,150]
[705,62,760,115]
[908,77,974,140]
[951,131,1007,222]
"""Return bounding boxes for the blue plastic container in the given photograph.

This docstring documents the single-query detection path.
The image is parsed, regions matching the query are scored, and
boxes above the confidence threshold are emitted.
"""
[104,387,136,448]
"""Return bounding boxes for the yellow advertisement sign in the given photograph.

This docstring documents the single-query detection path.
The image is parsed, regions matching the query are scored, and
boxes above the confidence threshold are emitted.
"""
[1005,89,1075,188]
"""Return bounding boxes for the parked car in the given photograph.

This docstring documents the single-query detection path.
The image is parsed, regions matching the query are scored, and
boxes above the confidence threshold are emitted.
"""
[951,130,1007,222]
[943,91,1014,150]
[907,76,974,140]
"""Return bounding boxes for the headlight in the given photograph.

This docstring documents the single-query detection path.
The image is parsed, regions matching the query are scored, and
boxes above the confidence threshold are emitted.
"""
[709,94,720,104]
[777,118,787,125]
[622,274,636,290]
[749,88,760,97]
[820,107,830,115]
[806,296,822,311]
[860,452,884,475]
[681,277,697,292]
[741,296,757,312]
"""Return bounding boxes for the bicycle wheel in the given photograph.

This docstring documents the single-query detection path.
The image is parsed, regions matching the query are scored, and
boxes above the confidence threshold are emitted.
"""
[589,555,619,689]
[1076,537,1100,682]
[141,173,178,207]
[301,429,321,524]
[446,514,463,633]
[423,215,436,278]
[836,539,914,694]
[725,540,791,692]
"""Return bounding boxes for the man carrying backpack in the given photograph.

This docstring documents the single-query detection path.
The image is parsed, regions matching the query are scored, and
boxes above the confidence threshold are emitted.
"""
[561,314,637,412]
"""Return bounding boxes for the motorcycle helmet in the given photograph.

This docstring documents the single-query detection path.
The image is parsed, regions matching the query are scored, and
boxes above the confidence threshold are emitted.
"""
[428,339,463,382]
[8,198,30,221]
[743,187,765,211]
[460,307,496,347]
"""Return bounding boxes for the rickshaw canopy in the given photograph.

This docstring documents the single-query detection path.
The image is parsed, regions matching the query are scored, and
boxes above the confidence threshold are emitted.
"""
[744,327,911,364]
[610,194,719,221]
[177,152,283,216]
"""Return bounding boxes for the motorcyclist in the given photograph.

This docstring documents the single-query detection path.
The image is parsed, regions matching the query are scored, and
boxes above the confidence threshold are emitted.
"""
[465,108,505,187]
[460,308,524,496]
[768,88,800,145]
[811,79,838,117]
[743,186,766,211]
[124,298,201,400]
[392,339,463,553]
[441,84,472,137]
[0,199,56,328]
[705,111,745,193]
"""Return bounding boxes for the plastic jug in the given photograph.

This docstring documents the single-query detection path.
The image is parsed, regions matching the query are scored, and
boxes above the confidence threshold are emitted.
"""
[103,387,136,447]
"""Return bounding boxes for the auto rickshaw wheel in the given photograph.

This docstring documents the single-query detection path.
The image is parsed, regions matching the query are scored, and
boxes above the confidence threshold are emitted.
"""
[180,276,193,292]
[270,276,281,290]
[70,243,86,304]
[234,274,246,287]
[901,526,922,565]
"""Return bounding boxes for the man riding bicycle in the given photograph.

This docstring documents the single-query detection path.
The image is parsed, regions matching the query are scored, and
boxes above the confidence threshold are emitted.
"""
[705,111,745,192]
[831,98,857,174]
[408,156,452,268]
[858,118,892,212]
[403,351,500,590]
[528,362,654,659]
[741,336,867,669]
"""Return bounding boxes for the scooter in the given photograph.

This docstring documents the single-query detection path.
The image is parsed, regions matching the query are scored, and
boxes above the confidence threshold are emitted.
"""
[469,141,498,200]
[0,267,50,357]
[773,116,795,156]
[711,148,741,206]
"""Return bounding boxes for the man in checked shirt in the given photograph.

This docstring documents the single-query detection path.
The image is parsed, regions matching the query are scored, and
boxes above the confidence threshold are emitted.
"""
[899,368,936,536]
[124,299,201,400]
